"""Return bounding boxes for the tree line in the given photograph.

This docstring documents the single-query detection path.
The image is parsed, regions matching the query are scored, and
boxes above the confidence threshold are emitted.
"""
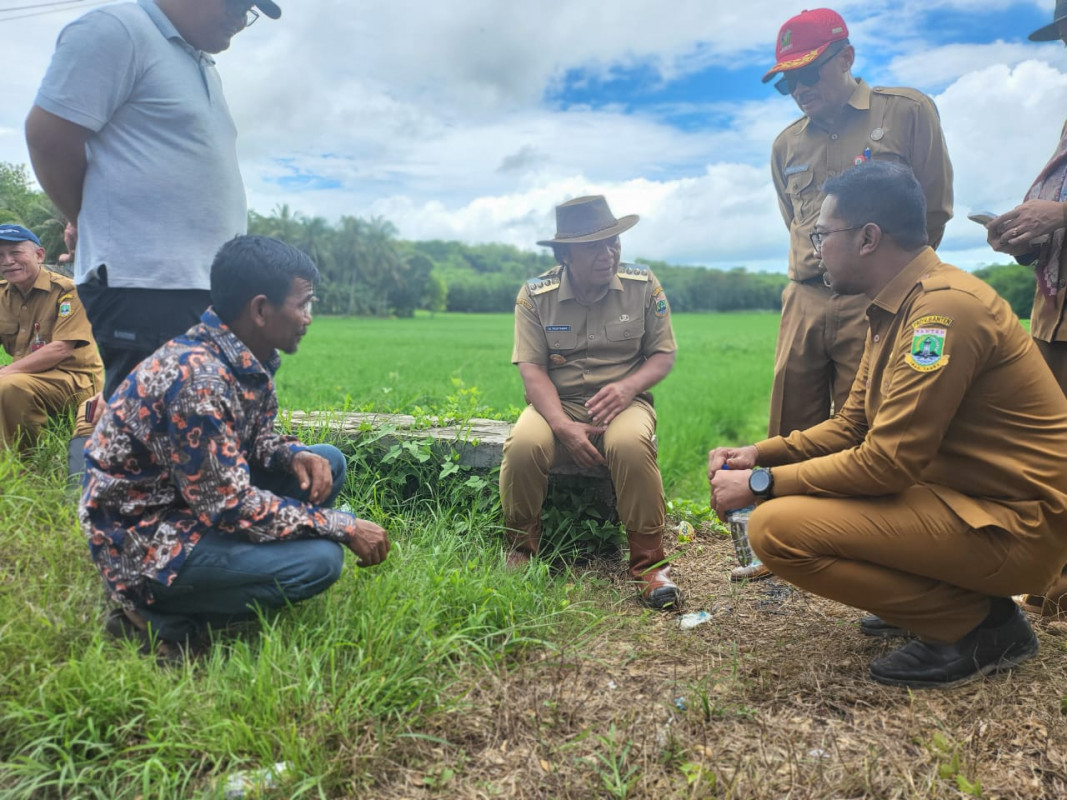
[1,161,1037,318]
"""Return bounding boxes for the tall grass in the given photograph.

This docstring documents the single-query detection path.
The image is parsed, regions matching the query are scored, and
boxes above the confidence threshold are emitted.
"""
[0,433,612,798]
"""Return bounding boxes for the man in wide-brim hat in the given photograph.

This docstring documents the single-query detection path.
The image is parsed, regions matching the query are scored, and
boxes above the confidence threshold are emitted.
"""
[499,195,682,609]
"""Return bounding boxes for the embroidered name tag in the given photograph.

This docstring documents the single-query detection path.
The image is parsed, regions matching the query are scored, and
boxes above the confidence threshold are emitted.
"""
[784,164,810,176]
[545,325,571,331]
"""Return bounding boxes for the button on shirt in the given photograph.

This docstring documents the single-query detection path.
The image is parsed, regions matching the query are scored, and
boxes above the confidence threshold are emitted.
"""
[511,264,677,401]
[772,80,954,282]
[0,268,103,385]
[755,249,1067,568]
[81,309,359,608]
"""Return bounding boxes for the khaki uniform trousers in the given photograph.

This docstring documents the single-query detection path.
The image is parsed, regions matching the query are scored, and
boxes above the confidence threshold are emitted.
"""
[0,369,96,449]
[768,280,869,437]
[1031,338,1067,617]
[749,486,1056,642]
[499,398,665,537]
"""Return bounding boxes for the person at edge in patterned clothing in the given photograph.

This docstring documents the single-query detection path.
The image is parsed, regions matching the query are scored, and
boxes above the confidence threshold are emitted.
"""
[764,8,953,439]
[709,162,1067,689]
[499,195,681,610]
[984,0,1067,622]
[0,224,102,452]
[80,236,390,662]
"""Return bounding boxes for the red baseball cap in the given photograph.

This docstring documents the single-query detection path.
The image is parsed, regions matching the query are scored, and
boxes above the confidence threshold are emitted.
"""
[762,8,849,83]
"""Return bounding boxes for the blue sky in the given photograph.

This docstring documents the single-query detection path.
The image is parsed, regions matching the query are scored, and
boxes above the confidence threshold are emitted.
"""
[4,0,1067,271]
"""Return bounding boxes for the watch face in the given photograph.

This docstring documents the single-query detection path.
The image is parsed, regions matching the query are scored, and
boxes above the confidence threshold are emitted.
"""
[750,469,772,494]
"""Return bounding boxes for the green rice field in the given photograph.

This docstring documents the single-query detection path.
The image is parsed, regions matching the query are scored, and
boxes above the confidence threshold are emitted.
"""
[274,311,780,501]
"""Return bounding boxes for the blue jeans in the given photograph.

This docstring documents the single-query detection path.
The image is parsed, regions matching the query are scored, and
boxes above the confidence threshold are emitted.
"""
[139,444,348,641]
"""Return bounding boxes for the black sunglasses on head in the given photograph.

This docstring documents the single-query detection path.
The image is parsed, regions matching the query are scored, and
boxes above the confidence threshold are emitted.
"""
[774,40,849,95]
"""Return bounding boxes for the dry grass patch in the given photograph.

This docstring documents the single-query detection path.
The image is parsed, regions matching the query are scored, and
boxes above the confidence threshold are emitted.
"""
[369,527,1067,799]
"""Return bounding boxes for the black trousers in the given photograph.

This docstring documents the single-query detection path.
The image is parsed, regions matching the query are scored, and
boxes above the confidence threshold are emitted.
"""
[78,267,211,400]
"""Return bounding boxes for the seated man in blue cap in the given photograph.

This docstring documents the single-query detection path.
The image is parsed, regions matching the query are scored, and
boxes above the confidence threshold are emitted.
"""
[0,223,102,452]
[81,235,390,660]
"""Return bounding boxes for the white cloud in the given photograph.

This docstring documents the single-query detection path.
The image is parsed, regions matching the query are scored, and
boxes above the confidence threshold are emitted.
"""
[936,59,1067,254]
[4,1,1067,273]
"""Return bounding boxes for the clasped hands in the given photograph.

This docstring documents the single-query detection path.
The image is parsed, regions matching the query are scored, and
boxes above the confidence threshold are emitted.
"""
[552,380,636,467]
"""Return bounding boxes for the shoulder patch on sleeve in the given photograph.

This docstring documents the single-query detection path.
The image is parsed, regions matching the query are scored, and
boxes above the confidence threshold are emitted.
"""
[618,263,649,282]
[57,293,74,318]
[905,315,951,372]
[650,283,670,317]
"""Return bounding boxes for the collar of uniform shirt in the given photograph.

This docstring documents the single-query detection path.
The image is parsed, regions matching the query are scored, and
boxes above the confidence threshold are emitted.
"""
[870,248,940,315]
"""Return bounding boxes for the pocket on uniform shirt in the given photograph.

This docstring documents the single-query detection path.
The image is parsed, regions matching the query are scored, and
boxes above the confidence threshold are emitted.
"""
[0,322,17,337]
[786,169,817,220]
[546,330,578,351]
[605,320,645,343]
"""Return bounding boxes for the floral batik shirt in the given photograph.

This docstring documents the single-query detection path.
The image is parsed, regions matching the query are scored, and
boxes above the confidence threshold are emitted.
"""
[80,308,356,608]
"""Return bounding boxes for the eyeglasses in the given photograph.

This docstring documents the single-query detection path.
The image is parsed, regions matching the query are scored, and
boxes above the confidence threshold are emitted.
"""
[810,226,862,253]
[224,0,259,27]
[774,42,847,95]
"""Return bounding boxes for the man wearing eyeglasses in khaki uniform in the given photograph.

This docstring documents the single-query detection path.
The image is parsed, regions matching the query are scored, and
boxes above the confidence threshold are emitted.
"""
[764,8,953,437]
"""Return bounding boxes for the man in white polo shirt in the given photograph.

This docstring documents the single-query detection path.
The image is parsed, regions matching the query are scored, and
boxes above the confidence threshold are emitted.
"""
[26,0,282,403]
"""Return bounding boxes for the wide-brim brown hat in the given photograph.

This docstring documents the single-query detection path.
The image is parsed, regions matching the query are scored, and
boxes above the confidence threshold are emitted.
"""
[1030,0,1067,41]
[536,195,639,246]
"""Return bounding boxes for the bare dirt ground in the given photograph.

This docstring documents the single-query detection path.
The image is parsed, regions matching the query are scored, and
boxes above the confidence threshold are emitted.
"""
[370,527,1067,800]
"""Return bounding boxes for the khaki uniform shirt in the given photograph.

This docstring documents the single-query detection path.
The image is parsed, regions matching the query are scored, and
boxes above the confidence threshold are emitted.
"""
[0,267,103,386]
[772,80,954,282]
[512,263,677,401]
[756,248,1067,555]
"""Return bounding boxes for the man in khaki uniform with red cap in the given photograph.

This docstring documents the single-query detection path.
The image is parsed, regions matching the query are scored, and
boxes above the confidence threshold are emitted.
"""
[709,163,1067,689]
[764,7,953,437]
[0,224,102,450]
[500,195,681,609]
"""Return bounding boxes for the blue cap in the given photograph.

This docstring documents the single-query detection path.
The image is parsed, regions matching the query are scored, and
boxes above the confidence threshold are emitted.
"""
[0,224,41,247]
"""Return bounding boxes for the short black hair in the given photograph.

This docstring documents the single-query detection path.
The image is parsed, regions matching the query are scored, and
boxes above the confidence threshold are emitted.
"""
[822,161,928,250]
[210,235,319,323]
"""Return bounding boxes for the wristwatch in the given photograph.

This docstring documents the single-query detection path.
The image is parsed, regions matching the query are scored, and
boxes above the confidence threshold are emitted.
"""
[748,467,774,499]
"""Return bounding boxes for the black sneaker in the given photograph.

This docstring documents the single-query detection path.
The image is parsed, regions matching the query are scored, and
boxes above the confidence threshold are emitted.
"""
[858,614,910,638]
[869,604,1038,689]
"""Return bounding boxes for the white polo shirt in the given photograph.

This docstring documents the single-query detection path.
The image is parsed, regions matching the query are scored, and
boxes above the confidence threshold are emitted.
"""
[34,0,248,290]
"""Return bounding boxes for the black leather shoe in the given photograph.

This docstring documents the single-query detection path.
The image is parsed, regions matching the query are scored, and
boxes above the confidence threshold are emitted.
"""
[859,614,910,638]
[869,605,1038,689]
